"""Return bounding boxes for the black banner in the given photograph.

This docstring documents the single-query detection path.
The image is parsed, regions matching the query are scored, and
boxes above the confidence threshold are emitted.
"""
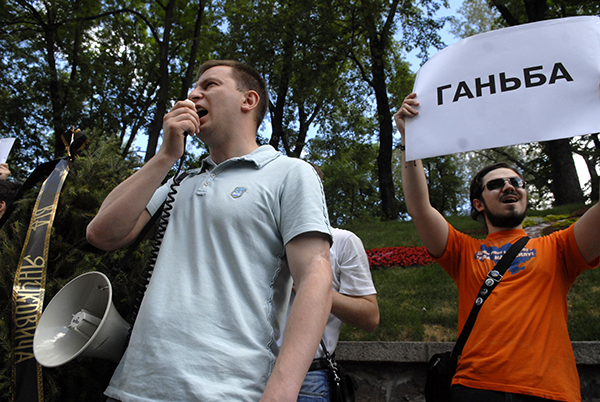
[11,128,88,402]
[12,158,70,401]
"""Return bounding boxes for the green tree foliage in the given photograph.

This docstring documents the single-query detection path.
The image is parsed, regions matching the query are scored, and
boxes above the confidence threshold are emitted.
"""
[222,0,446,221]
[423,155,465,216]
[125,0,210,161]
[0,0,217,168]
[0,0,455,223]
[394,150,468,217]
[81,4,164,158]
[308,132,379,226]
[348,0,448,220]
[0,0,102,165]
[449,0,502,37]
[221,0,354,157]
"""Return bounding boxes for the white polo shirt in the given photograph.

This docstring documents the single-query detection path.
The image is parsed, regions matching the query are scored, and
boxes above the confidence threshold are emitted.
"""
[105,145,331,402]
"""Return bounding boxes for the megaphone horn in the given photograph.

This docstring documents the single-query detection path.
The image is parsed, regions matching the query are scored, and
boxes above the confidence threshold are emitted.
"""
[33,271,131,368]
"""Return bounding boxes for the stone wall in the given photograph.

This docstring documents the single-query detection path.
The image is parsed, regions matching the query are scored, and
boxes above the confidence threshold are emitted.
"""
[335,341,600,401]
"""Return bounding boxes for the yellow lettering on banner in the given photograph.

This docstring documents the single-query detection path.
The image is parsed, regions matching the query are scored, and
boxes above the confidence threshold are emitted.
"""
[14,292,41,313]
[14,313,38,329]
[14,272,42,292]
[30,205,54,231]
[19,255,45,272]
[13,285,40,293]
[15,351,35,364]
[12,252,46,364]
[14,318,37,363]
[14,335,34,348]
[15,325,36,340]
[15,302,39,316]
[14,256,45,293]
[14,284,42,294]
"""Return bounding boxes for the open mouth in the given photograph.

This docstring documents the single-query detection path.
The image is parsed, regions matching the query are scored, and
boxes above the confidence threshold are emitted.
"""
[197,108,208,118]
[501,195,518,204]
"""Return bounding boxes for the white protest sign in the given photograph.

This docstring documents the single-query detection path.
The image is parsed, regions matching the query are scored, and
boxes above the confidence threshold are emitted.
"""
[0,138,16,164]
[405,16,600,161]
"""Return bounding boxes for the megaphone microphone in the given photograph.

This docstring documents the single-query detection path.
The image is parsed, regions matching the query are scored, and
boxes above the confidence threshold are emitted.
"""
[33,271,130,368]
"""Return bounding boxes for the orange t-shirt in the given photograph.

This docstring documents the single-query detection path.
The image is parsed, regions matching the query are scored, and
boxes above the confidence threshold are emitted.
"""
[436,224,598,402]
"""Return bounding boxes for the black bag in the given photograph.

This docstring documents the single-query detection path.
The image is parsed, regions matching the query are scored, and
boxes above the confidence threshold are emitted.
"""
[328,362,357,402]
[423,236,529,402]
[321,341,357,402]
[424,351,457,402]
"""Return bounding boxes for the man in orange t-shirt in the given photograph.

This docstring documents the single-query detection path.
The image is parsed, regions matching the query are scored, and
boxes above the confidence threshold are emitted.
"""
[394,93,600,402]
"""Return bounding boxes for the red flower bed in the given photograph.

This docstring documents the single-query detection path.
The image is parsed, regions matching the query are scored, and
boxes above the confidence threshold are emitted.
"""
[366,246,434,269]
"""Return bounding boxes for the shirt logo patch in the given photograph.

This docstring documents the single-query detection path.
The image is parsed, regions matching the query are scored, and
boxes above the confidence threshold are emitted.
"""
[231,187,247,199]
[474,243,536,275]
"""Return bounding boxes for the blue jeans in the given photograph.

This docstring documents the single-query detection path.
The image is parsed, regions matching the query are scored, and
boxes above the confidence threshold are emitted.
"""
[107,371,333,402]
[451,385,559,402]
[297,369,331,401]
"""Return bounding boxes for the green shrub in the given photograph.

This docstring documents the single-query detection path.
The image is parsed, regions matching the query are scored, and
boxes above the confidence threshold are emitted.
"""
[542,214,570,222]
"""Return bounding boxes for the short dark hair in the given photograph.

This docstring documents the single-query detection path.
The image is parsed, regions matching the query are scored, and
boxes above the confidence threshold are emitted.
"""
[196,60,269,131]
[469,162,524,222]
[0,180,23,206]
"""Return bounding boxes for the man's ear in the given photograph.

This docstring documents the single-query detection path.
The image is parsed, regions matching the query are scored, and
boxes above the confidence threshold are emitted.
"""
[241,90,259,113]
[472,198,485,213]
[0,201,6,218]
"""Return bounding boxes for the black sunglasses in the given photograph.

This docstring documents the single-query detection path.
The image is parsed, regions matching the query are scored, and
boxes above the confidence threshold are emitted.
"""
[483,177,526,192]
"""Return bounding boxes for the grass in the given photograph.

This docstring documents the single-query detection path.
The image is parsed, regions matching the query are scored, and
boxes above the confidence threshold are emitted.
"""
[339,204,600,342]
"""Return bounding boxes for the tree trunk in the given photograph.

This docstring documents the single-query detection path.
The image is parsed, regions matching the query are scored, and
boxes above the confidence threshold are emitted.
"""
[542,139,584,205]
[268,38,294,154]
[371,53,397,220]
[365,0,399,221]
[145,0,176,162]
[36,12,68,159]
[583,155,599,203]
[268,82,291,155]
[179,1,206,100]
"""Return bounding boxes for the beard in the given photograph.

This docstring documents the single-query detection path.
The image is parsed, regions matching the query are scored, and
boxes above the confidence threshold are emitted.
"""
[482,198,527,229]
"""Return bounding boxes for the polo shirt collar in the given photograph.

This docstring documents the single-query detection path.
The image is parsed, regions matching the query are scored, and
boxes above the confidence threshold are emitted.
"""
[197,145,281,173]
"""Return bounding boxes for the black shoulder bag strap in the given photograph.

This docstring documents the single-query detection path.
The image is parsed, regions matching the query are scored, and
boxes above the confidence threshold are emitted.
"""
[320,339,358,400]
[320,340,340,383]
[451,236,529,359]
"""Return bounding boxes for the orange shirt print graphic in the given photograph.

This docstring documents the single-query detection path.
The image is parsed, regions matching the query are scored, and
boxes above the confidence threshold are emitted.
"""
[474,242,536,275]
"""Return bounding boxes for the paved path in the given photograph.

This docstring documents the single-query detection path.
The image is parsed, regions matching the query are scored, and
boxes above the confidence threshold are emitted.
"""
[523,221,555,238]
